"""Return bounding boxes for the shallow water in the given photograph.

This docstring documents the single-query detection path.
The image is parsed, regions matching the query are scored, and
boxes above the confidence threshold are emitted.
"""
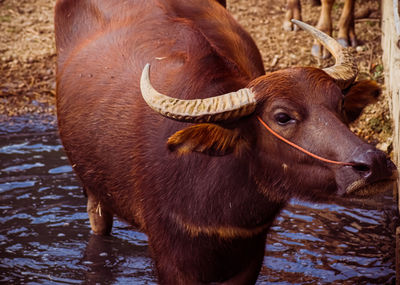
[0,117,397,284]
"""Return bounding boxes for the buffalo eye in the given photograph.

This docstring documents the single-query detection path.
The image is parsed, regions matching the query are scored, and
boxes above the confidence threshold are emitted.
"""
[274,112,294,125]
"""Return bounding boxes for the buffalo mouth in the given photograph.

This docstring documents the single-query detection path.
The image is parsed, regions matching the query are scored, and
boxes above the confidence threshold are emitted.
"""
[344,177,398,197]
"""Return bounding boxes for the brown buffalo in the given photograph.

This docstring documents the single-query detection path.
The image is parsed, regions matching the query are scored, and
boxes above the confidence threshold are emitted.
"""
[284,0,357,58]
[55,0,397,284]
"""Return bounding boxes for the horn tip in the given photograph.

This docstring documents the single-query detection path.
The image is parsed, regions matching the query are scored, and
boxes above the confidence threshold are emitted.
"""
[144,63,150,72]
[141,63,151,84]
[290,19,311,31]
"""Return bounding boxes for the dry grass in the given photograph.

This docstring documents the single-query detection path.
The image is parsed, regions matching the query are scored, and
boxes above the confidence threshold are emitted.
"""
[0,0,393,155]
[0,0,56,116]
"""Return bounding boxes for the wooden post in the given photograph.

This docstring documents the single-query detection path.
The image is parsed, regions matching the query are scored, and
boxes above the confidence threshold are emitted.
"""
[397,227,400,285]
[381,0,400,283]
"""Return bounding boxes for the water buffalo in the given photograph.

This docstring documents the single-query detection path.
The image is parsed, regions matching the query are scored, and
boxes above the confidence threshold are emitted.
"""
[284,0,357,58]
[55,0,397,283]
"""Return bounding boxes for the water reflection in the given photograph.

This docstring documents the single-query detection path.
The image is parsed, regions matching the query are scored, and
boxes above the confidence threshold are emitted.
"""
[261,198,396,284]
[0,120,397,284]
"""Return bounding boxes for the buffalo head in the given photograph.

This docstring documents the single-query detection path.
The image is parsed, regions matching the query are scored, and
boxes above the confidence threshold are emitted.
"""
[140,20,397,202]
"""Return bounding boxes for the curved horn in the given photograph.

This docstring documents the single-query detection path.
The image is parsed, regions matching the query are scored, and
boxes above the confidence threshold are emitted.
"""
[291,19,358,89]
[140,63,257,122]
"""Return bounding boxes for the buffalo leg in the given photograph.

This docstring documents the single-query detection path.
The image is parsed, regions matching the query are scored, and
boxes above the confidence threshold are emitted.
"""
[283,0,301,31]
[311,0,321,6]
[311,0,334,59]
[337,0,357,47]
[87,193,113,235]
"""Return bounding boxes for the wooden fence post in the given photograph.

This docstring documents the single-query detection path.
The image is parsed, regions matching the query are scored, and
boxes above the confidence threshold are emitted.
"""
[381,0,400,283]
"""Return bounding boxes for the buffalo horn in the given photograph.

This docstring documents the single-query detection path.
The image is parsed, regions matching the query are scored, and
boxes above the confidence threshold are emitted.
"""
[291,19,358,89]
[140,63,257,122]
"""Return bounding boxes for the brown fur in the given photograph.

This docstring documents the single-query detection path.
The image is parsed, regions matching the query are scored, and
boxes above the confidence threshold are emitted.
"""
[172,212,270,239]
[167,123,249,155]
[55,0,396,284]
[343,80,380,123]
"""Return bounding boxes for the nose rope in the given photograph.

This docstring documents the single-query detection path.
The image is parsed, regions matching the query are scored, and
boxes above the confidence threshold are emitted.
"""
[256,116,355,166]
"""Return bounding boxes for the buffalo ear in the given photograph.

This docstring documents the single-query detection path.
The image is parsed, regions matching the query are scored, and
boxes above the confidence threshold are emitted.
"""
[167,123,247,156]
[343,80,381,123]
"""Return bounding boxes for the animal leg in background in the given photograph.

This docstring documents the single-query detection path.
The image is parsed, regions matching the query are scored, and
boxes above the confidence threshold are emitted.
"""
[283,0,302,31]
[311,0,334,59]
[285,0,357,59]
[312,0,356,58]
[337,0,356,47]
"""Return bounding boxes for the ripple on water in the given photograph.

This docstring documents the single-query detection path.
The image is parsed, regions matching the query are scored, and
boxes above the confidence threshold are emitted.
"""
[0,126,396,284]
[48,165,73,174]
[0,180,37,193]
[0,142,63,155]
[260,198,396,284]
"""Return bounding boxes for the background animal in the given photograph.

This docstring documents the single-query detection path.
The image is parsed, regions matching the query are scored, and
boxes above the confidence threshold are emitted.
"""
[55,0,397,283]
[284,0,356,58]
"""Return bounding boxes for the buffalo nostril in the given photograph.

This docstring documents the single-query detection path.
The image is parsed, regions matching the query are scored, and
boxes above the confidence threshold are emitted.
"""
[352,163,371,173]
[349,148,396,182]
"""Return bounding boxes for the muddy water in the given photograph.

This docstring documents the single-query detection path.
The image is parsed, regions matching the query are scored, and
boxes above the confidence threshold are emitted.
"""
[0,117,397,284]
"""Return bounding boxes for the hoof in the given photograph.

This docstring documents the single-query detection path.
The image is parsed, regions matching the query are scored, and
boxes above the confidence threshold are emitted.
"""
[283,19,300,32]
[337,38,349,48]
[311,44,330,59]
[283,21,294,31]
[337,38,358,48]
[350,38,358,47]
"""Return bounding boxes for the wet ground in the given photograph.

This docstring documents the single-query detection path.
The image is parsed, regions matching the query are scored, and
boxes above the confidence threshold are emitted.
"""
[0,118,397,284]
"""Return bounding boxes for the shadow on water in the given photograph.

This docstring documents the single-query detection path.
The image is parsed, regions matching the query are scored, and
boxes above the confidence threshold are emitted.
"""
[0,116,397,284]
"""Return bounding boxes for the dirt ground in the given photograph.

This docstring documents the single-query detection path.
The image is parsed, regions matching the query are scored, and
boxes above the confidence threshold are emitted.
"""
[0,0,393,155]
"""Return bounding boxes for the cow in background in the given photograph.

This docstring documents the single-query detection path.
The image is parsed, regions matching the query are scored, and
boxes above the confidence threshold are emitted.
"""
[55,0,397,283]
[284,0,356,58]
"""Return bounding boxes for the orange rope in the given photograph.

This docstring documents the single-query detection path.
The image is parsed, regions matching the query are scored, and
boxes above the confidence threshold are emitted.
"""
[256,116,355,166]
